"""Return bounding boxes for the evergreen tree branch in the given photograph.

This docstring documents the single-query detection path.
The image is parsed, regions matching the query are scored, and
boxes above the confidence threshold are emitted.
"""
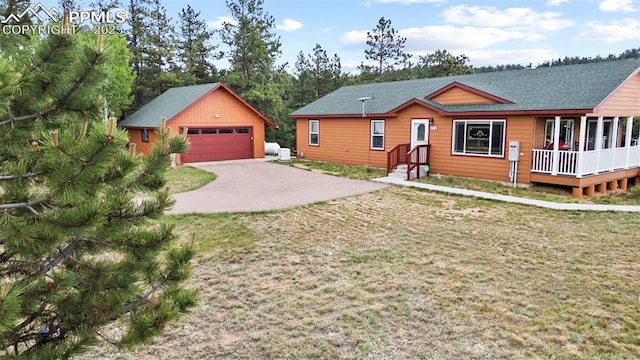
[0,50,102,127]
[125,280,167,314]
[0,197,47,210]
[0,172,43,181]
[0,106,56,126]
[57,52,101,108]
[35,237,83,277]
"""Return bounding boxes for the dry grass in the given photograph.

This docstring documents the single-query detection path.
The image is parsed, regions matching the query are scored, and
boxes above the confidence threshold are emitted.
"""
[417,173,640,205]
[80,186,640,359]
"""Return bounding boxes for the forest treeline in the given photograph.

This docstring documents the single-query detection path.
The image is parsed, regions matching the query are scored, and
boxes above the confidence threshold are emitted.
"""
[9,0,639,148]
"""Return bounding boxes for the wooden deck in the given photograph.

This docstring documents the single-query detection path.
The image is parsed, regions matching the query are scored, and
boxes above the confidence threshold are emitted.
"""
[530,168,640,198]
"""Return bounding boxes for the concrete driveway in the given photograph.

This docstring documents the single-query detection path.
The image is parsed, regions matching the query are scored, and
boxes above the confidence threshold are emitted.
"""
[167,160,388,214]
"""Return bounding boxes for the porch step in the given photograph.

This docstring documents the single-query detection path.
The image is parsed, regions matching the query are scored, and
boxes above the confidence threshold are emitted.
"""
[389,165,417,180]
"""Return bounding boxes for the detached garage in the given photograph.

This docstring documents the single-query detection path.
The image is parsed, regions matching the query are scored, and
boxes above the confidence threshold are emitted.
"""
[119,82,276,163]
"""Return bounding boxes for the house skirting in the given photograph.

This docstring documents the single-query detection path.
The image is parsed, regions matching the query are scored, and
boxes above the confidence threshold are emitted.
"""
[530,168,640,198]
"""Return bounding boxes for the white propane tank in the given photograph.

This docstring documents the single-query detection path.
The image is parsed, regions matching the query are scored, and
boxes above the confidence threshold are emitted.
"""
[264,142,281,155]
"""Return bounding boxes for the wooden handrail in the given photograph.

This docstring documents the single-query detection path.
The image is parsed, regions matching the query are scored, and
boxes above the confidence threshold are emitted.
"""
[386,143,410,174]
[406,144,430,180]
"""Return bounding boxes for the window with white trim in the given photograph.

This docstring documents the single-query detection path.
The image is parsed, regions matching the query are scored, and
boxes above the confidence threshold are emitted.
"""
[371,120,385,150]
[452,120,505,156]
[141,128,150,143]
[309,120,319,146]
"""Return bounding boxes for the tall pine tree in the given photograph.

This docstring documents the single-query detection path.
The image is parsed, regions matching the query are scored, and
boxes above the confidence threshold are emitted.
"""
[218,0,290,146]
[293,44,343,107]
[136,0,180,106]
[177,5,220,85]
[365,17,411,72]
[0,19,195,359]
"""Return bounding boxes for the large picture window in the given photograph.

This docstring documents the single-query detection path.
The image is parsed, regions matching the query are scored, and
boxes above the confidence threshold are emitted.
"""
[309,120,319,146]
[371,120,385,150]
[452,120,505,157]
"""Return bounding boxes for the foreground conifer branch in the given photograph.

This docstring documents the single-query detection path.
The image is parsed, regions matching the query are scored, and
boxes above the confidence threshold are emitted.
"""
[0,20,195,359]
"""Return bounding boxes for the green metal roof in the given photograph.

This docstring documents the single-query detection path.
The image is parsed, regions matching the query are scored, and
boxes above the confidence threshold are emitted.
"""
[289,58,640,117]
[119,83,220,128]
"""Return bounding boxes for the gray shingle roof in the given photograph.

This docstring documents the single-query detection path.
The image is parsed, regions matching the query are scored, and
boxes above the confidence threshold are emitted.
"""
[289,59,640,117]
[119,83,220,128]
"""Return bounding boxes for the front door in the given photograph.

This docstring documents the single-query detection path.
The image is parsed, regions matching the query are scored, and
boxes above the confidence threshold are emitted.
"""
[411,119,430,149]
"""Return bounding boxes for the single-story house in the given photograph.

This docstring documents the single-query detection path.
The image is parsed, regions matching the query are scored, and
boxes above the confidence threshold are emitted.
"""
[119,82,276,163]
[289,58,640,198]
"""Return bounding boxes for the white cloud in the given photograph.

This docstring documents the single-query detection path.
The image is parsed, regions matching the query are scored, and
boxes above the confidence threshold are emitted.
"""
[276,18,303,31]
[207,16,236,29]
[399,25,544,52]
[442,5,574,32]
[339,30,369,46]
[573,18,640,43]
[462,49,561,67]
[547,0,569,6]
[375,0,446,3]
[599,0,637,12]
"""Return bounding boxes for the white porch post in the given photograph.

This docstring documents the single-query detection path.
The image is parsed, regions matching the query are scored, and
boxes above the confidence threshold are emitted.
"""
[576,116,587,178]
[611,116,619,172]
[595,116,604,174]
[551,116,561,175]
[625,116,633,169]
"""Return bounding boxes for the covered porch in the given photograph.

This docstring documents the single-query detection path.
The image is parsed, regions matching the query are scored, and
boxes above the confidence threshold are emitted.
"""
[531,115,640,197]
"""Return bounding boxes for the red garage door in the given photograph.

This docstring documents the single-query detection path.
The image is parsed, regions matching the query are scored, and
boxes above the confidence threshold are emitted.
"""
[181,127,254,163]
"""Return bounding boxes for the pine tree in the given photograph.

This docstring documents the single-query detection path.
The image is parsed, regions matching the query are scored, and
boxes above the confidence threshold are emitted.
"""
[0,21,195,359]
[136,0,180,107]
[218,0,290,146]
[293,44,344,107]
[293,51,313,108]
[177,5,220,85]
[361,17,411,77]
[413,49,474,78]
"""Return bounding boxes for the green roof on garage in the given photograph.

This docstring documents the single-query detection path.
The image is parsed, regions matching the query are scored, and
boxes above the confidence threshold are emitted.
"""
[119,82,276,128]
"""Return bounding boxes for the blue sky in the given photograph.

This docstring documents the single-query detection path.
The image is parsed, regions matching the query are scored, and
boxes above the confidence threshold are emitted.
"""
[36,0,640,72]
[180,0,640,72]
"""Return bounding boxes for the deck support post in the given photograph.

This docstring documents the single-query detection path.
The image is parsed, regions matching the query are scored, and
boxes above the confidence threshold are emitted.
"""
[572,187,583,198]
[619,178,628,191]
[596,182,607,194]
[585,185,595,197]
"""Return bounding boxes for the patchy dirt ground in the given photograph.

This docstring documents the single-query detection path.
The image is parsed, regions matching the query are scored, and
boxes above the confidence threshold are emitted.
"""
[77,186,640,359]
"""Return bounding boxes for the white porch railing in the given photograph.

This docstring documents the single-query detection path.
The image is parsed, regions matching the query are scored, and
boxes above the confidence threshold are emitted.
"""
[531,145,640,177]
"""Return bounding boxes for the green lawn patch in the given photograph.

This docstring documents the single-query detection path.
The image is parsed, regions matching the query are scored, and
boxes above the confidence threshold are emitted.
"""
[165,165,216,194]
[279,158,386,180]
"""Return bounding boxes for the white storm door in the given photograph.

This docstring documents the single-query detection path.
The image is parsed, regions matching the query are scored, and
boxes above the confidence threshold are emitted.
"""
[411,119,430,149]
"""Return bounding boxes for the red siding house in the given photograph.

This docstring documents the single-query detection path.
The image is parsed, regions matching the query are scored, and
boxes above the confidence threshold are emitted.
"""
[290,59,640,198]
[119,82,276,164]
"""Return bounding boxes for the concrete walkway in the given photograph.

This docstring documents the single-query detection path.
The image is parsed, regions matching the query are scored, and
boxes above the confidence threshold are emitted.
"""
[167,160,387,214]
[373,176,640,212]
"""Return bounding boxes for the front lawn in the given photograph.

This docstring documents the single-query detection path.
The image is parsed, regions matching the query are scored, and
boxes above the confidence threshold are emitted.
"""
[279,159,387,180]
[85,186,640,359]
[417,173,640,205]
[165,165,216,194]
